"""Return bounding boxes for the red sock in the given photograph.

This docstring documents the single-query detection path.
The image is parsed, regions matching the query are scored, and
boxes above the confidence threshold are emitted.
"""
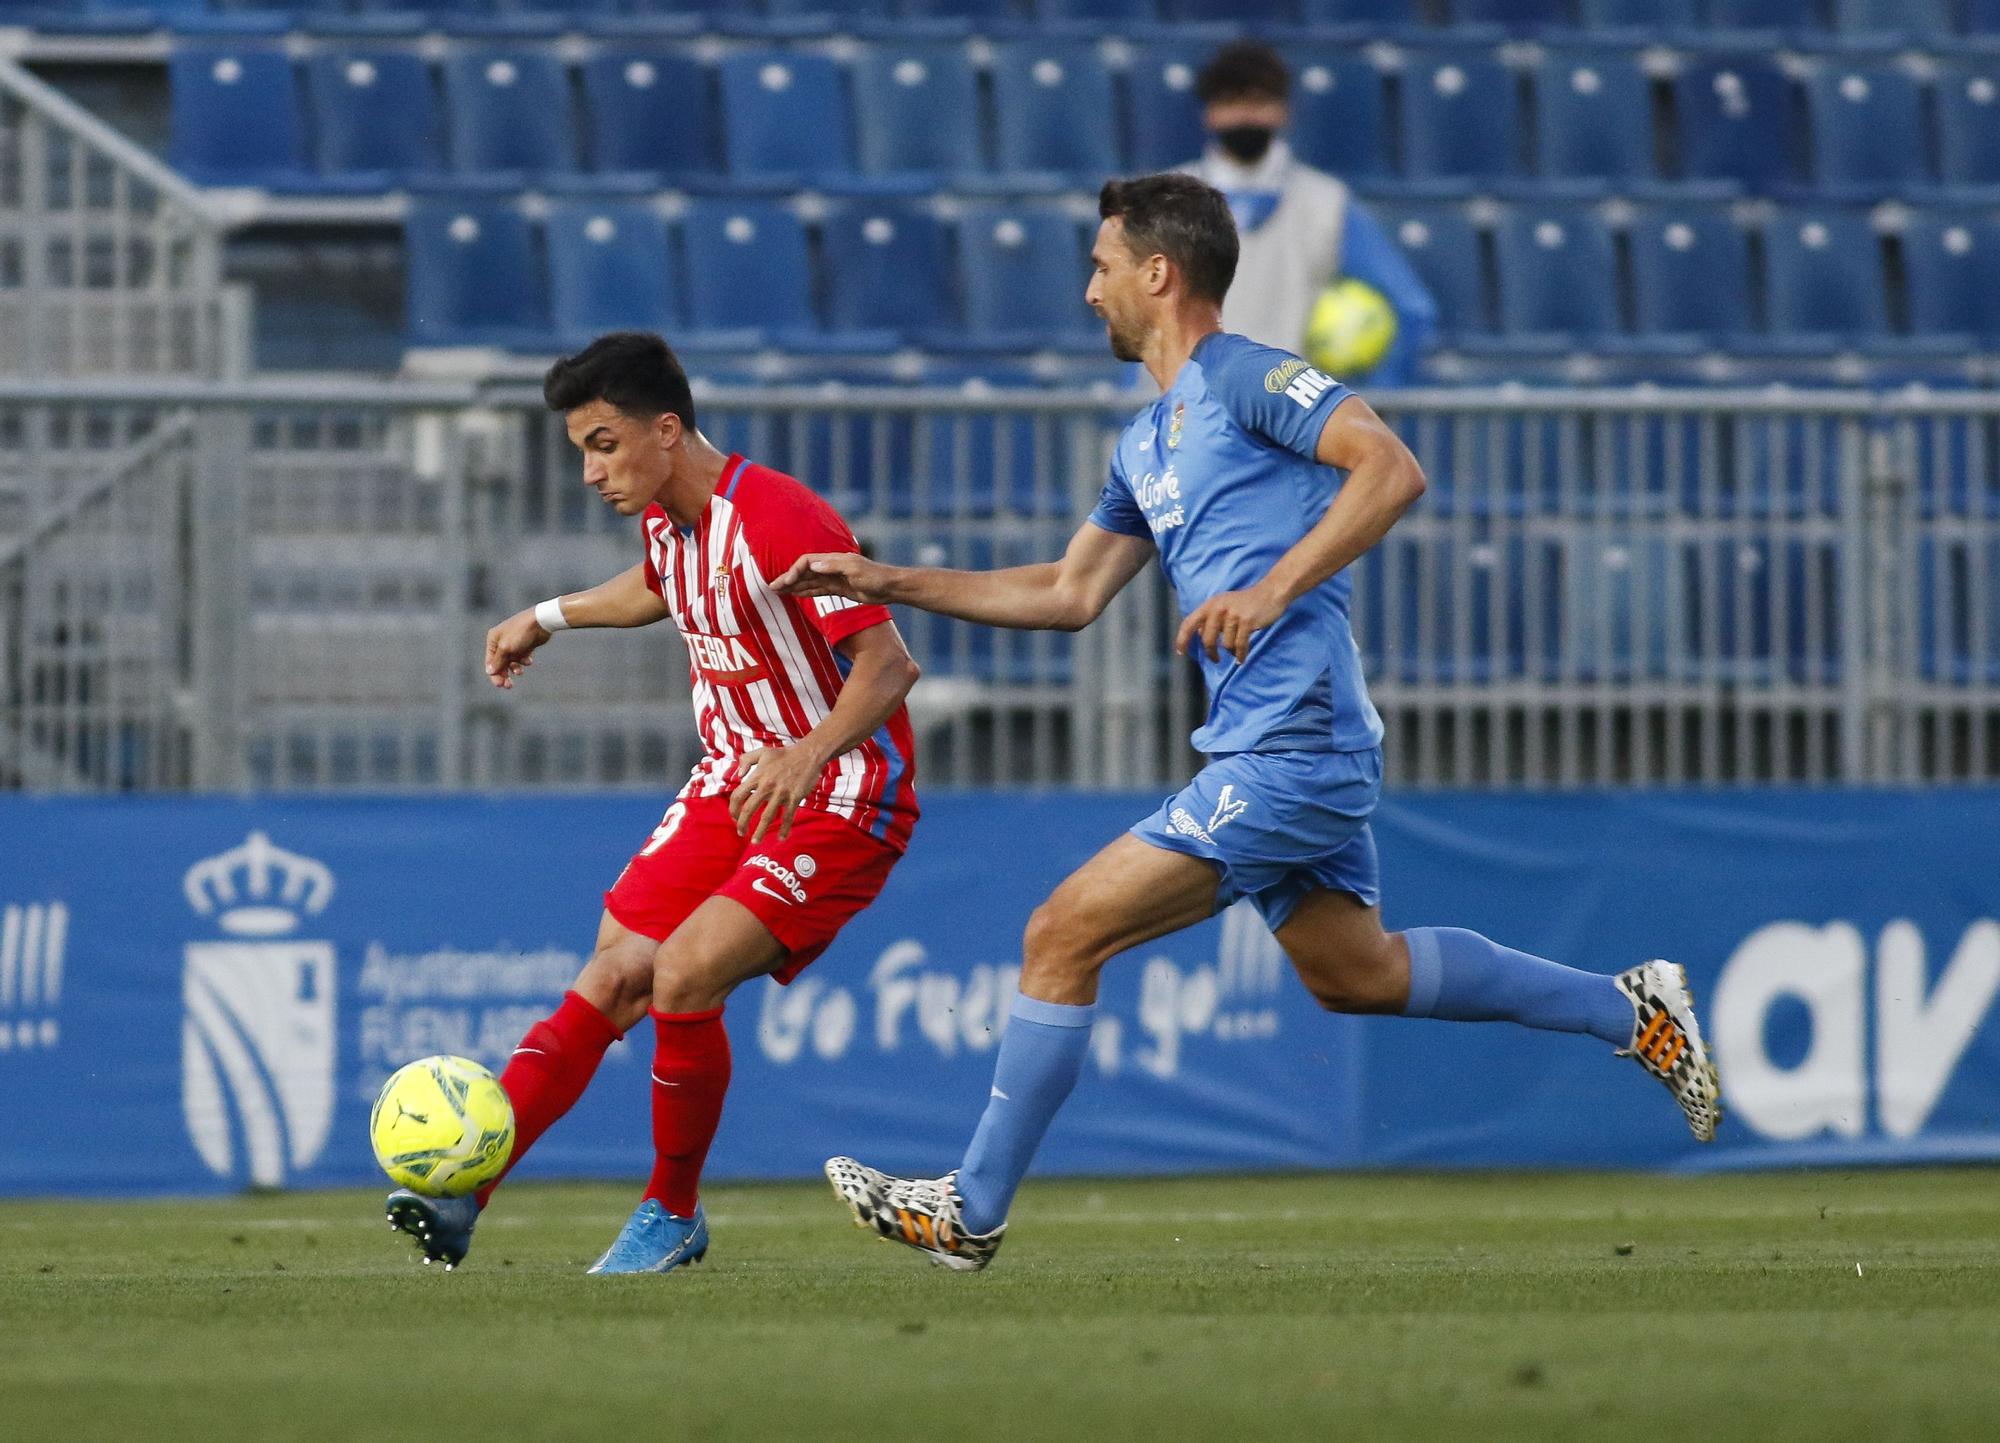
[644,1007,732,1218]
[477,990,622,1208]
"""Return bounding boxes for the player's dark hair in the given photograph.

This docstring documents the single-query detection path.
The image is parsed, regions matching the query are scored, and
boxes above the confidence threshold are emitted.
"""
[1196,42,1290,106]
[542,331,697,429]
[1098,173,1239,306]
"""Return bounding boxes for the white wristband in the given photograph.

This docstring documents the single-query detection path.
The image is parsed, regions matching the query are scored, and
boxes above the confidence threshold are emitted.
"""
[534,597,572,633]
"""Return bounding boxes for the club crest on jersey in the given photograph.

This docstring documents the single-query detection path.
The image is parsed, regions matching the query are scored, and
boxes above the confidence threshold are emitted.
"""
[684,631,765,684]
[710,563,731,592]
[1167,402,1186,450]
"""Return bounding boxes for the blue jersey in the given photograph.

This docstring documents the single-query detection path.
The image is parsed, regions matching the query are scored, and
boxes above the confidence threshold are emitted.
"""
[1088,331,1384,756]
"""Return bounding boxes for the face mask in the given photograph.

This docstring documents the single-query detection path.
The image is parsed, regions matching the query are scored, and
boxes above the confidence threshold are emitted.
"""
[1215,124,1276,164]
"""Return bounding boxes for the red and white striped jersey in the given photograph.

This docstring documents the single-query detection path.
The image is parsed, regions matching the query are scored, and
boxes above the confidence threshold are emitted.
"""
[641,454,918,852]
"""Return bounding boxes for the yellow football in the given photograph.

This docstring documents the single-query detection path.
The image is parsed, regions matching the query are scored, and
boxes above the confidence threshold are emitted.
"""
[369,1055,515,1198]
[1304,278,1399,379]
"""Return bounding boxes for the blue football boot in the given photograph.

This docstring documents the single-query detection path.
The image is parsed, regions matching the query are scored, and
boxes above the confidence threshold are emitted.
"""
[386,1189,479,1271]
[587,1198,709,1275]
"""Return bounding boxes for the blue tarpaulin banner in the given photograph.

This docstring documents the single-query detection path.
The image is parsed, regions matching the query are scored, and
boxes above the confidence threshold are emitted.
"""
[2,789,1997,1196]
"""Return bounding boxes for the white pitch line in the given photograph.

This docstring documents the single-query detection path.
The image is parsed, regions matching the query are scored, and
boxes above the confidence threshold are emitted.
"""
[6,1197,2000,1234]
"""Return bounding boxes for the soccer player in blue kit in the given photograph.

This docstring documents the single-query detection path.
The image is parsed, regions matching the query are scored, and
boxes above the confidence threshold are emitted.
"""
[776,173,1721,1272]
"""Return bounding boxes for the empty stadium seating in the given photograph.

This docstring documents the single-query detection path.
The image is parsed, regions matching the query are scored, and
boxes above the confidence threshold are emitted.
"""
[545,199,682,346]
[404,198,548,346]
[96,10,2000,366]
[1534,50,1656,189]
[442,47,577,180]
[1486,207,1621,348]
[305,49,444,185]
[579,50,720,182]
[1398,49,1519,192]
[1626,206,1753,348]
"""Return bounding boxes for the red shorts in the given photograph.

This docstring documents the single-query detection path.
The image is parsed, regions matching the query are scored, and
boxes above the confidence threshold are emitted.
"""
[604,795,901,984]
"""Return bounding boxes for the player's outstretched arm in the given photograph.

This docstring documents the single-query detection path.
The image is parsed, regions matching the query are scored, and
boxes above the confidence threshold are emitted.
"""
[772,523,1153,633]
[1177,396,1426,663]
[483,563,670,689]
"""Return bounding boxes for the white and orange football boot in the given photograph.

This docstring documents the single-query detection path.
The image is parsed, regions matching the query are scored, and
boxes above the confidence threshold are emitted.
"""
[1615,960,1722,1142]
[825,1157,1005,1272]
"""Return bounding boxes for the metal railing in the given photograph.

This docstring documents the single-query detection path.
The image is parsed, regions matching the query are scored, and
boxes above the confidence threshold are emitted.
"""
[0,55,241,378]
[3,381,1997,793]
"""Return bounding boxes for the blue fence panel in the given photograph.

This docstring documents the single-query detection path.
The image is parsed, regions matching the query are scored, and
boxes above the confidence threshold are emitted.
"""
[2,790,1998,1196]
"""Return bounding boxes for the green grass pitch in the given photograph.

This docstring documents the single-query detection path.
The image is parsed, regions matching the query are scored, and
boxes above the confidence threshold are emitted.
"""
[4,1168,1998,1442]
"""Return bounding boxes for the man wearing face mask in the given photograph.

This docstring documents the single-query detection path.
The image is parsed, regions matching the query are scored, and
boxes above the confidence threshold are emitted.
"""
[1183,42,1436,387]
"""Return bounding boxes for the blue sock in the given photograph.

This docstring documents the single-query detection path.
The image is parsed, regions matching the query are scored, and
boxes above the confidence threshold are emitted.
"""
[955,995,1095,1235]
[1402,926,1632,1046]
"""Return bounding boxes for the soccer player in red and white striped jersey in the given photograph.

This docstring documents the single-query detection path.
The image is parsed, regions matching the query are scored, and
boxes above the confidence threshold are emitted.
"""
[384,332,921,1275]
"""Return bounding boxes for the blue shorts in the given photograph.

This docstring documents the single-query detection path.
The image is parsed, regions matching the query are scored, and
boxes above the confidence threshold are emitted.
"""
[1129,747,1382,931]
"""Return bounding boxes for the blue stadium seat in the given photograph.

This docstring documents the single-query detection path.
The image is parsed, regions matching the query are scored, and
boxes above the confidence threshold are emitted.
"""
[819,202,956,345]
[1355,529,1546,685]
[1673,55,1798,191]
[851,42,982,180]
[1175,0,1295,19]
[1760,209,1888,345]
[545,200,681,348]
[718,50,854,184]
[304,50,443,184]
[1917,537,2000,684]
[1686,536,1840,685]
[1125,41,1210,172]
[1901,216,2000,346]
[1627,206,1753,347]
[1706,0,1814,33]
[1369,204,1487,340]
[578,51,718,181]
[762,0,876,21]
[1832,0,1949,38]
[1803,64,1927,198]
[1575,0,1695,30]
[1301,0,1419,22]
[168,45,309,188]
[1037,0,1160,20]
[1288,52,1389,181]
[1534,50,1655,186]
[951,206,1095,350]
[1485,206,1619,346]
[1933,61,2000,194]
[902,0,1019,18]
[405,199,548,347]
[1560,534,1675,684]
[989,41,1119,183]
[1451,0,1571,28]
[441,48,577,179]
[680,199,818,346]
[1398,50,1519,190]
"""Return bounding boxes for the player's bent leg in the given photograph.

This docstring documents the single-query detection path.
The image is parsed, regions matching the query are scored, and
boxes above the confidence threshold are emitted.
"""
[835,835,1222,1269]
[1279,890,1721,1141]
[1273,888,1412,1014]
[595,897,785,1275]
[1016,833,1224,1004]
[386,913,653,1269]
[478,914,651,1202]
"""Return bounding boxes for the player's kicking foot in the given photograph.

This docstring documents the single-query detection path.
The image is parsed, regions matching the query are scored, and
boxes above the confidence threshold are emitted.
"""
[587,1199,709,1275]
[386,1189,478,1270]
[1615,960,1722,1142]
[825,1157,1004,1272]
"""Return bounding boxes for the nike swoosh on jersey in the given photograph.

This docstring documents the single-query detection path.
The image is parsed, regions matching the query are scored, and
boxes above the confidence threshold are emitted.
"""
[750,878,797,905]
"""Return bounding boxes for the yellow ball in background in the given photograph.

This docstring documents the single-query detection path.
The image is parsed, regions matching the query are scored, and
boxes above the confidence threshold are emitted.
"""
[370,1054,515,1198]
[1304,279,1399,379]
